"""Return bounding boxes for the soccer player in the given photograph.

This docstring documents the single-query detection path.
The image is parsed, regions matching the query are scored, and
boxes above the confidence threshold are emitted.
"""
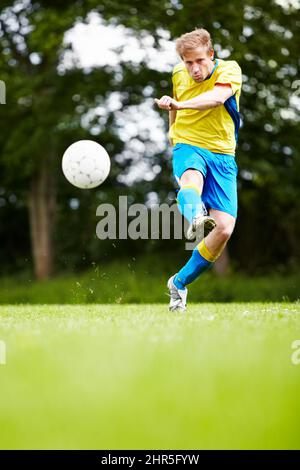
[154,28,242,311]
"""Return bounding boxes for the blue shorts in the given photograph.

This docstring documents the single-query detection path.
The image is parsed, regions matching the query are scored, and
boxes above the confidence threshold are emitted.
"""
[172,143,238,218]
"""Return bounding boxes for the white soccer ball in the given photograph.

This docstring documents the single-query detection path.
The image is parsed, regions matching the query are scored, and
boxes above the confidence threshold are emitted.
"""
[62,140,111,189]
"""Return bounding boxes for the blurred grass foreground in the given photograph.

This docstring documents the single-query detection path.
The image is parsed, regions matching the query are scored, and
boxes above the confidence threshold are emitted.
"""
[1,303,300,449]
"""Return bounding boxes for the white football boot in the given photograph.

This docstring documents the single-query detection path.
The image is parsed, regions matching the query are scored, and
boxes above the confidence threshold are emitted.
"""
[186,214,216,241]
[167,274,187,312]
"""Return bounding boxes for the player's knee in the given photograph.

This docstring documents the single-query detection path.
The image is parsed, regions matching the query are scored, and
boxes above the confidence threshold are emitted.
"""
[215,222,234,243]
[180,169,203,187]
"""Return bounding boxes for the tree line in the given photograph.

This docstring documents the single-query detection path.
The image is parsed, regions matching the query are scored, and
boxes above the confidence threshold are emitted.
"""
[0,0,299,279]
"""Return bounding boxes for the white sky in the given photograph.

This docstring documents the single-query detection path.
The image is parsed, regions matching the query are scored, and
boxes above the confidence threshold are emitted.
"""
[64,12,178,72]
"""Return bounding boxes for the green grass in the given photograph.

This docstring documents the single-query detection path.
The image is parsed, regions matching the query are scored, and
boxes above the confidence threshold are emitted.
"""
[0,303,300,449]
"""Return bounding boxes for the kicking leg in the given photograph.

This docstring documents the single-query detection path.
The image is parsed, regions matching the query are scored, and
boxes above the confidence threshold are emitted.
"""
[177,169,204,223]
[177,169,216,240]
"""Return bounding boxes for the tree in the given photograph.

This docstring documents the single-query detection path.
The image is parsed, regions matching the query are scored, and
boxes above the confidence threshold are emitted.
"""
[0,1,124,279]
[0,0,299,279]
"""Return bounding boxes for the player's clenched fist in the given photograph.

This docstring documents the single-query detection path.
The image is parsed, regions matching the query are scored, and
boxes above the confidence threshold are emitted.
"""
[154,96,181,110]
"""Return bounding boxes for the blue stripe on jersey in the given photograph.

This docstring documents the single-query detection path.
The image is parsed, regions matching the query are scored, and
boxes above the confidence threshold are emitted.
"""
[224,94,240,142]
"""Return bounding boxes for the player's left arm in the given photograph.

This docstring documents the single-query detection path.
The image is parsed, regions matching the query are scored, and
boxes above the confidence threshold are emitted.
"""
[154,84,233,111]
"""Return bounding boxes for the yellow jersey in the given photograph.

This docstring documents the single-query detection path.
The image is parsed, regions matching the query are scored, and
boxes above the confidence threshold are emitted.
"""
[170,58,242,155]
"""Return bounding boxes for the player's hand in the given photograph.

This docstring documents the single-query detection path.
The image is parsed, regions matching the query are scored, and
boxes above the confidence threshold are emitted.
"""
[154,96,181,110]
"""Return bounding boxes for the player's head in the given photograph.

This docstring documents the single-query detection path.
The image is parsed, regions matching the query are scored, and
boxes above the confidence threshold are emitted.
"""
[176,28,215,83]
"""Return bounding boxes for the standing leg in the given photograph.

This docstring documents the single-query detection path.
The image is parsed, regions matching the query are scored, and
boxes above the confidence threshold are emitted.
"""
[204,209,236,257]
[173,210,235,290]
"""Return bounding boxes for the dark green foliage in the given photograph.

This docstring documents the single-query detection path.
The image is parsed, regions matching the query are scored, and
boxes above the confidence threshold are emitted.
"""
[0,255,299,303]
[0,0,299,275]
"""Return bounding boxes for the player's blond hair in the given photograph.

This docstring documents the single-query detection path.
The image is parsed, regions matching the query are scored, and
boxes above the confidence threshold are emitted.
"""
[175,28,213,57]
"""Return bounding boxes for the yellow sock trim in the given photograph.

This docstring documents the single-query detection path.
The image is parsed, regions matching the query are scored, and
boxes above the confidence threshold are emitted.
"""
[180,184,201,196]
[198,239,220,262]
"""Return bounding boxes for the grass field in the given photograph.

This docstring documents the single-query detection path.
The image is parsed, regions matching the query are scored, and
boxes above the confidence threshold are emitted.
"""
[0,303,300,449]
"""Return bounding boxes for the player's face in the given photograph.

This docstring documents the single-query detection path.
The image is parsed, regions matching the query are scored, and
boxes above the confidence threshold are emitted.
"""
[182,47,215,83]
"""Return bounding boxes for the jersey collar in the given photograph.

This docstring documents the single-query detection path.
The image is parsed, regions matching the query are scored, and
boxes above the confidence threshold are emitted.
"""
[204,59,219,81]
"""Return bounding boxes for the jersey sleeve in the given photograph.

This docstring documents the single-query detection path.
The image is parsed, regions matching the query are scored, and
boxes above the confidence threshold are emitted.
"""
[215,61,242,95]
[172,64,180,100]
[172,79,178,100]
[172,62,185,100]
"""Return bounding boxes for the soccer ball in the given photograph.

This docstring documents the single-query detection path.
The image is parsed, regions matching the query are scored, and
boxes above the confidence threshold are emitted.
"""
[62,140,110,189]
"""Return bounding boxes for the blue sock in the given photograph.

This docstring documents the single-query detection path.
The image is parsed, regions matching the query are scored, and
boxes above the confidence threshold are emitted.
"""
[174,246,213,290]
[177,185,203,224]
